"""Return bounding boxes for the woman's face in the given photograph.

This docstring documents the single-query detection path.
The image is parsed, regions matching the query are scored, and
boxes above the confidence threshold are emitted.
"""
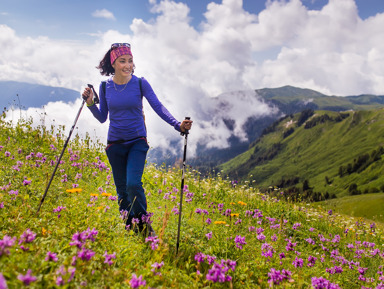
[112,54,133,78]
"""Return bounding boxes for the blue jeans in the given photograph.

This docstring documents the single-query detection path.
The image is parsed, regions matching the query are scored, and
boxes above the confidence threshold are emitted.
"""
[106,138,149,222]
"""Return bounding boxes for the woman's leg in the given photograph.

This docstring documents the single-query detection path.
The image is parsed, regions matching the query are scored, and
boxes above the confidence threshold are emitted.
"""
[106,144,134,222]
[126,139,149,218]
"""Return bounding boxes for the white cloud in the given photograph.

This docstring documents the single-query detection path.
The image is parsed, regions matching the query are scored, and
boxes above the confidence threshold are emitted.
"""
[2,0,384,154]
[92,9,116,20]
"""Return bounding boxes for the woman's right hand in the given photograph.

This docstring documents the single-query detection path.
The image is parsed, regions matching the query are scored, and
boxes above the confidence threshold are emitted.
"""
[82,87,94,106]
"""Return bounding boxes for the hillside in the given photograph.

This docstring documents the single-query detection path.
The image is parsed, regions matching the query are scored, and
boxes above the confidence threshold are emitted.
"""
[1,114,384,288]
[189,86,384,171]
[220,108,384,222]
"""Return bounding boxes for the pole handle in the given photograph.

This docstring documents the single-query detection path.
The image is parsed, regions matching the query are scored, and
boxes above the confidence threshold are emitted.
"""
[87,84,100,104]
[180,116,190,136]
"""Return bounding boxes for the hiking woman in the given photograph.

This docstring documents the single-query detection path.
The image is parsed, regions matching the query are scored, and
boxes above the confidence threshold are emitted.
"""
[82,43,192,236]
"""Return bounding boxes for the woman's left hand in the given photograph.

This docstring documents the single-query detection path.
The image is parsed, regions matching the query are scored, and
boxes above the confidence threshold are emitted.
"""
[180,119,193,132]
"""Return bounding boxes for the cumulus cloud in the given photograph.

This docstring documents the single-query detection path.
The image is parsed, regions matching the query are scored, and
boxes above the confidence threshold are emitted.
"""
[92,9,116,20]
[1,0,384,156]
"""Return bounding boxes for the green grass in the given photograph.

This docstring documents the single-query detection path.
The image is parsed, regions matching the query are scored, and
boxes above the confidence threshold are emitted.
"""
[220,109,384,223]
[318,193,384,223]
[1,113,384,288]
[221,110,384,186]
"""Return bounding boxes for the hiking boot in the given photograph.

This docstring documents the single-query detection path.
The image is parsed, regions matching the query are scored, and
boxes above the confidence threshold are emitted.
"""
[125,217,139,234]
[136,223,156,237]
[147,224,157,237]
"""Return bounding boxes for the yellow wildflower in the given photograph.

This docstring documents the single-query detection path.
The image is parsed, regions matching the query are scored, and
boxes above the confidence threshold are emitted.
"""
[90,193,99,197]
[101,193,112,197]
[66,188,83,193]
[67,188,82,193]
[238,201,247,206]
[96,206,103,210]
[230,213,239,217]
[214,221,227,225]
[230,202,236,205]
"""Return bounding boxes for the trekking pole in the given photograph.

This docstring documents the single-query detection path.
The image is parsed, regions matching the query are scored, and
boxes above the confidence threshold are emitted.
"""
[36,84,99,214]
[176,117,190,255]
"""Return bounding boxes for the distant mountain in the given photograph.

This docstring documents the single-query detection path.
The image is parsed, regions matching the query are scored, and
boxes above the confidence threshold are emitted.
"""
[220,108,384,198]
[0,81,80,109]
[187,86,384,172]
[255,85,384,113]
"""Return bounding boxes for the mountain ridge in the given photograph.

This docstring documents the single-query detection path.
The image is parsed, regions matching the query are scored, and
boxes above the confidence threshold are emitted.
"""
[188,86,384,171]
[219,108,384,201]
[0,80,80,109]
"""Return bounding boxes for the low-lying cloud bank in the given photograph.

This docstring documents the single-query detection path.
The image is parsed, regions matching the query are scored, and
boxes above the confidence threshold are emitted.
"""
[2,0,384,156]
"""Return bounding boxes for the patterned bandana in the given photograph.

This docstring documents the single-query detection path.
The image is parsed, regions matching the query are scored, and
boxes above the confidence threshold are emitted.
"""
[110,46,132,65]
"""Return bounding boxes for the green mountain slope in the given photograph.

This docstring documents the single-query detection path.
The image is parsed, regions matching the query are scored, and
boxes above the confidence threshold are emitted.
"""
[220,109,384,201]
[190,86,384,173]
[318,193,384,223]
[255,85,384,113]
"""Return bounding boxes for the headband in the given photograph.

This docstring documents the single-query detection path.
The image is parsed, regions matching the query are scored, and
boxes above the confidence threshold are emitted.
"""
[110,46,132,65]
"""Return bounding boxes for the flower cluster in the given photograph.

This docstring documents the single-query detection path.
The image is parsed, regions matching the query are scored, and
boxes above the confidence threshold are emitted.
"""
[151,261,164,276]
[194,252,217,265]
[234,235,246,249]
[311,276,341,289]
[129,274,146,288]
[145,236,159,250]
[69,228,98,248]
[0,235,16,256]
[45,251,58,262]
[103,251,116,265]
[206,259,236,283]
[18,229,36,251]
[55,265,76,286]
[17,269,37,285]
[53,206,67,218]
[268,268,292,285]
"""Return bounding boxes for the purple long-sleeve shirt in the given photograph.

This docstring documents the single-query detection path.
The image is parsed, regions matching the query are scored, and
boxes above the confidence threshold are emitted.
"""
[88,75,181,142]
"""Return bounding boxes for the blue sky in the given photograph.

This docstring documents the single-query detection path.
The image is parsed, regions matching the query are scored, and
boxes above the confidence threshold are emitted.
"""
[1,0,384,151]
[1,0,383,41]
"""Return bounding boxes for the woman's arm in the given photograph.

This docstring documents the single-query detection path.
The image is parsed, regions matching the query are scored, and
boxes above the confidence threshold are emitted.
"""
[142,78,182,131]
[82,83,108,123]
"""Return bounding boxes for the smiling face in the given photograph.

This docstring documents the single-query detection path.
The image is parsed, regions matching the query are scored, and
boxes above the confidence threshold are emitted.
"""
[112,54,134,78]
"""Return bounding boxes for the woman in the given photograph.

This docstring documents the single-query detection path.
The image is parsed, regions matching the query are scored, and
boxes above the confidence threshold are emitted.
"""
[82,43,192,236]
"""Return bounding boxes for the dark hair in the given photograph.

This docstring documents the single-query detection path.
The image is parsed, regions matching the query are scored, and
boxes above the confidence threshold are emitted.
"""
[97,49,115,76]
[96,48,136,76]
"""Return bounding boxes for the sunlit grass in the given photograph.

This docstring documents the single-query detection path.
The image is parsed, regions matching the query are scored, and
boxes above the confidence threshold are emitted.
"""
[1,114,384,288]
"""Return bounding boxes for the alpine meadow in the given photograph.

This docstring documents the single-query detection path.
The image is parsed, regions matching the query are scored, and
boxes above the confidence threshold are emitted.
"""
[3,0,384,287]
[1,102,384,288]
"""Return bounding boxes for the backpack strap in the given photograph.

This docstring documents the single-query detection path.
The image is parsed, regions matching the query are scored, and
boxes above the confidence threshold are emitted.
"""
[139,77,143,98]
[139,77,147,133]
[102,81,106,95]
